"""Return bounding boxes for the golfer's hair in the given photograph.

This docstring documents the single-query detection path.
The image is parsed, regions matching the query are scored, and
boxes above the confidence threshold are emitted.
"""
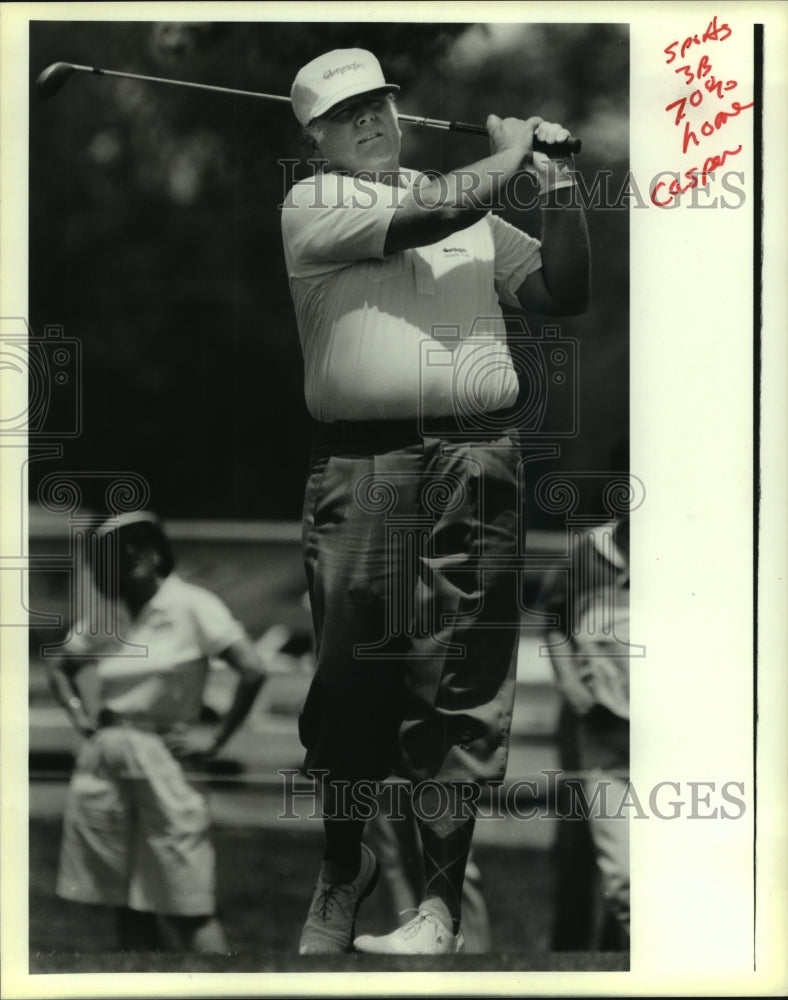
[300,124,323,157]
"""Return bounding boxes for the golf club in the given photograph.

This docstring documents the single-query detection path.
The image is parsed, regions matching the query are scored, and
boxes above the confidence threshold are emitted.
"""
[35,61,582,155]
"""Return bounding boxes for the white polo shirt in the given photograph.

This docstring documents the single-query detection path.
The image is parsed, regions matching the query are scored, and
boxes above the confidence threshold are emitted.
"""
[281,168,543,422]
[63,574,245,731]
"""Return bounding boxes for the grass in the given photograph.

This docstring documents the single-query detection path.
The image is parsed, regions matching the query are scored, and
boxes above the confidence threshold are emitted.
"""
[28,817,627,975]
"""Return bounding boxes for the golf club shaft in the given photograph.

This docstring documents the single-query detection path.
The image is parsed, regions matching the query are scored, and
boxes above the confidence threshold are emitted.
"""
[49,63,293,105]
[37,62,582,153]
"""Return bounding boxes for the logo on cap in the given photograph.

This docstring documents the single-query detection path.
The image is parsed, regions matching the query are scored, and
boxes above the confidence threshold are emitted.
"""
[322,61,366,81]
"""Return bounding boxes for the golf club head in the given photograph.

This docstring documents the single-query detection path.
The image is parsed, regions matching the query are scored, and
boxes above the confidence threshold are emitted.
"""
[35,62,76,99]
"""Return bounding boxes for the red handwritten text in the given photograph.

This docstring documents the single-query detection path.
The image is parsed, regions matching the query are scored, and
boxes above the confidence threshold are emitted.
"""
[681,99,754,153]
[650,145,743,206]
[664,15,732,63]
[652,15,752,208]
[665,82,740,126]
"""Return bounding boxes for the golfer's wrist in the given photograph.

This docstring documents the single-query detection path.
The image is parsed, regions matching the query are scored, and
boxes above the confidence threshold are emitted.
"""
[536,157,576,197]
[491,144,532,178]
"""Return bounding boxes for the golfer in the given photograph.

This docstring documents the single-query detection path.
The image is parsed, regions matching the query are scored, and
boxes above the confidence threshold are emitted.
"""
[282,48,590,955]
[47,511,267,953]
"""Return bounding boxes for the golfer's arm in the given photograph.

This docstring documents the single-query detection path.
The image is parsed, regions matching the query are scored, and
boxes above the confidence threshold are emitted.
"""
[516,189,591,315]
[383,147,526,255]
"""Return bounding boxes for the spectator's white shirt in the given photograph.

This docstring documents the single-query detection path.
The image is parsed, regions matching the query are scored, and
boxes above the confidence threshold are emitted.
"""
[62,574,245,730]
[282,169,543,422]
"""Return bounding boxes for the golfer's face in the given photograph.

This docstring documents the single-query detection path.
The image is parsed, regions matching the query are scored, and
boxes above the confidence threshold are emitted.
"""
[314,91,401,174]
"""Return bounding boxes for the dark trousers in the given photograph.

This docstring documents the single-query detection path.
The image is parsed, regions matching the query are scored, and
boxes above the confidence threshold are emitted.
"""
[298,424,523,787]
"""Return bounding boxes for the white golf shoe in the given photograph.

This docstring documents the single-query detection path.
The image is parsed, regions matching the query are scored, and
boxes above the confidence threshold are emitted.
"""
[354,901,465,955]
[298,843,379,955]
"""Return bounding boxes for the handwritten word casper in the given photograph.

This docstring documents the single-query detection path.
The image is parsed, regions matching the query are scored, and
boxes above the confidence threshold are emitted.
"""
[651,153,744,207]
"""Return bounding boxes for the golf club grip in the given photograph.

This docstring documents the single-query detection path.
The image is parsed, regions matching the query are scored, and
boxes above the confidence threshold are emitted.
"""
[450,120,582,155]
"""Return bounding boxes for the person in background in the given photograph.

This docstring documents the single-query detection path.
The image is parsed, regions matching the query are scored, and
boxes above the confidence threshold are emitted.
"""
[46,511,268,953]
[537,515,631,949]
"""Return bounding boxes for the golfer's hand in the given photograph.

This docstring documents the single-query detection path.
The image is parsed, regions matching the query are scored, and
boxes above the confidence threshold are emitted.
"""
[526,120,576,182]
[486,114,542,160]
[530,120,573,158]
[517,120,577,196]
[164,724,218,761]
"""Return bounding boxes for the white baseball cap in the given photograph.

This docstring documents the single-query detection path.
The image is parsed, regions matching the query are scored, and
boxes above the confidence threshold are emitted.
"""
[290,48,399,126]
[95,510,162,538]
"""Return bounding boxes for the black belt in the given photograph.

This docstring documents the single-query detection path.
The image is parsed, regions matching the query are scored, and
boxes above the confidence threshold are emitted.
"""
[315,408,520,446]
